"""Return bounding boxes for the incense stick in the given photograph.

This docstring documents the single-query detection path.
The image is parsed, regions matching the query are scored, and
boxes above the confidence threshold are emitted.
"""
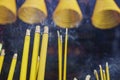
[94,70,99,80]
[99,65,104,80]
[7,53,17,80]
[57,31,63,80]
[37,26,49,80]
[103,70,106,80]
[63,28,68,80]
[30,25,40,80]
[20,29,31,80]
[0,49,5,74]
[106,62,110,80]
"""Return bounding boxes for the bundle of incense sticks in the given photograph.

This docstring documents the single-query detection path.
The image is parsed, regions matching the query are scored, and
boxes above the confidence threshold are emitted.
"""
[57,29,68,80]
[0,49,5,74]
[37,26,49,80]
[94,62,110,80]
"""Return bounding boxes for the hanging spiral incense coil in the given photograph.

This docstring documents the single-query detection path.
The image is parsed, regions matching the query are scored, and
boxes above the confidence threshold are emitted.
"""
[0,0,17,25]
[53,0,83,28]
[18,0,47,24]
[92,0,120,29]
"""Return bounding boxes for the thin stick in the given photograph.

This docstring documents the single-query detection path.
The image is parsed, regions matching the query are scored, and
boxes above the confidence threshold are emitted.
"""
[57,31,63,80]
[7,53,17,80]
[94,70,99,80]
[99,65,104,80]
[30,25,40,80]
[63,29,68,80]
[0,49,5,74]
[106,62,110,80]
[37,26,49,80]
[103,70,106,80]
[20,29,31,80]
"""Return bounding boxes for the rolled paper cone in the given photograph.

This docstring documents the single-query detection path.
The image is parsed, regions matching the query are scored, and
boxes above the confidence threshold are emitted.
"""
[18,0,47,24]
[57,31,62,80]
[94,70,99,80]
[53,0,83,28]
[0,49,5,74]
[7,53,17,80]
[0,43,3,52]
[103,70,106,80]
[106,62,110,80]
[92,0,120,29]
[37,26,49,80]
[85,75,91,80]
[63,29,68,80]
[30,26,40,80]
[20,29,31,80]
[99,65,104,80]
[0,0,17,24]
[73,77,78,80]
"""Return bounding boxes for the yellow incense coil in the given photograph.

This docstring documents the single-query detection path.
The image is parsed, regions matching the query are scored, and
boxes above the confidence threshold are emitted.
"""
[30,26,40,80]
[18,0,47,24]
[92,0,120,29]
[0,0,16,25]
[20,29,31,80]
[7,54,17,80]
[37,26,49,80]
[0,49,5,74]
[53,0,83,28]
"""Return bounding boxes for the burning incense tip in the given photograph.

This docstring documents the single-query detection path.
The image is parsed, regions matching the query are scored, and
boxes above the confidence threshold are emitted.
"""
[1,49,5,56]
[35,25,40,33]
[60,35,62,42]
[66,28,68,34]
[73,77,78,80]
[94,70,97,73]
[44,26,49,33]
[106,62,108,66]
[57,31,60,36]
[99,65,102,68]
[26,29,31,36]
[0,43,2,52]
[85,75,91,80]
[13,53,18,58]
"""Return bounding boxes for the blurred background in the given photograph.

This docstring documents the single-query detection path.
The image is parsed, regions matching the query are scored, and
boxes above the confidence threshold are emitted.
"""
[0,0,120,80]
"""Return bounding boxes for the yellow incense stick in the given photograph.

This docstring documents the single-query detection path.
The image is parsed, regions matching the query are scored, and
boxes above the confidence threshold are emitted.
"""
[36,56,40,79]
[99,65,104,80]
[0,43,3,52]
[20,29,31,80]
[57,31,62,80]
[7,53,17,80]
[37,26,49,80]
[94,70,99,80]
[85,75,91,80]
[106,62,110,80]
[63,29,68,80]
[30,25,40,80]
[103,70,106,80]
[0,49,5,74]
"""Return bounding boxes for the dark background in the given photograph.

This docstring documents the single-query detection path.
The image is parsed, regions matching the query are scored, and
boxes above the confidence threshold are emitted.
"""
[0,0,120,80]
